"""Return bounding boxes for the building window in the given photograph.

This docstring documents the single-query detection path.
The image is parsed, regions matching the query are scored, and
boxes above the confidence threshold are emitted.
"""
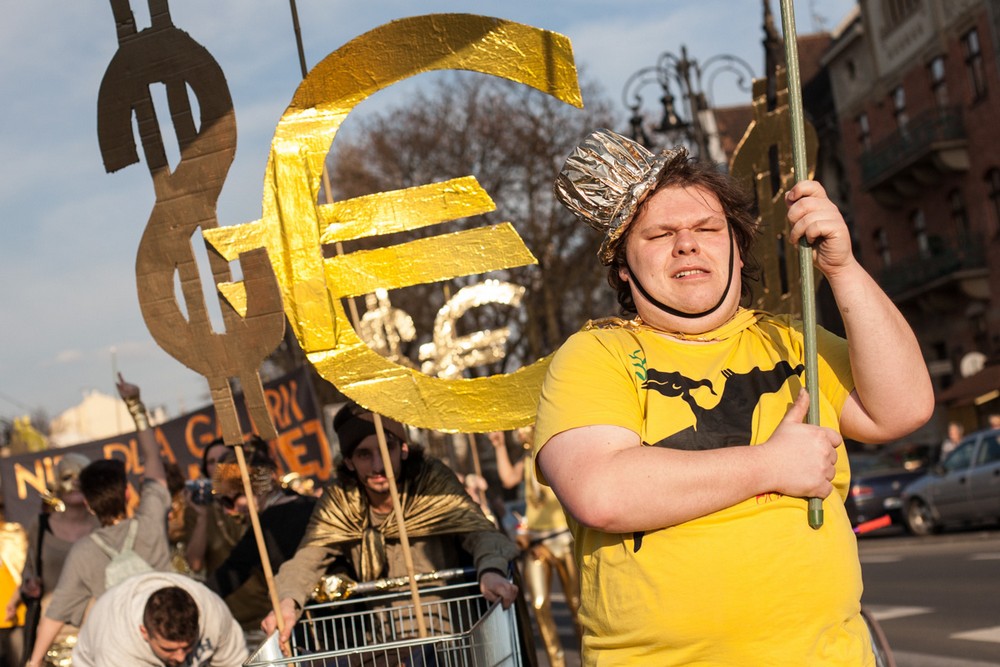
[875,228,891,267]
[949,189,970,239]
[911,209,929,257]
[988,168,1000,235]
[892,86,908,130]
[858,112,871,150]
[882,0,919,34]
[964,29,987,101]
[929,56,948,107]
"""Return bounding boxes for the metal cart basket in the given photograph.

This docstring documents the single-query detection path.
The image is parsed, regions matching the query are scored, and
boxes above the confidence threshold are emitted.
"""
[245,572,523,667]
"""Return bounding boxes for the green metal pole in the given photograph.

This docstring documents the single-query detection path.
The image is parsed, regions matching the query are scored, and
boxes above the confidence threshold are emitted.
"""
[778,0,823,529]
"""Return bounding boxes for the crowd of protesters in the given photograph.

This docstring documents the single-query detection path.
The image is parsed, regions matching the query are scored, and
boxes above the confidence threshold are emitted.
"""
[0,375,557,667]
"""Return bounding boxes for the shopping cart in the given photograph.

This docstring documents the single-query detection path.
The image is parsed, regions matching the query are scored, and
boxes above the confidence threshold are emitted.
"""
[245,569,523,667]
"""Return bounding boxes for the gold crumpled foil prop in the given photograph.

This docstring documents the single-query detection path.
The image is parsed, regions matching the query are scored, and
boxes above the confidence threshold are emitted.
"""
[729,67,818,318]
[205,14,582,432]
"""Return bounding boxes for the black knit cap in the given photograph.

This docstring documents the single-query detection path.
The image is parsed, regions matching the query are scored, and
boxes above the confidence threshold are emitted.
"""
[333,401,407,458]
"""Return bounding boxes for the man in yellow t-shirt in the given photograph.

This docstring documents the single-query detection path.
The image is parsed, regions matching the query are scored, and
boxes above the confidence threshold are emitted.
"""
[535,129,933,665]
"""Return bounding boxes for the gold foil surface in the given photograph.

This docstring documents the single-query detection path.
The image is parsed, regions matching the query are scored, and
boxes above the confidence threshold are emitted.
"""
[205,14,582,432]
[729,68,818,318]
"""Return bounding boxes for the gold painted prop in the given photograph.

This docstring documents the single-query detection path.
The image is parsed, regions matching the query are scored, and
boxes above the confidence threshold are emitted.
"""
[358,289,417,368]
[97,0,285,447]
[205,14,583,433]
[729,68,818,318]
[419,280,525,379]
[312,567,471,602]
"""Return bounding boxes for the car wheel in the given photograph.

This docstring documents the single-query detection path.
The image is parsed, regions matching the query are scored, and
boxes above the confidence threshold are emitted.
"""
[905,498,939,536]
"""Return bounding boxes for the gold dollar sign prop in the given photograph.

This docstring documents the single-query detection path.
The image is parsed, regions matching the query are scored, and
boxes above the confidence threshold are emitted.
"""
[96,0,287,640]
[729,67,818,318]
[205,14,582,433]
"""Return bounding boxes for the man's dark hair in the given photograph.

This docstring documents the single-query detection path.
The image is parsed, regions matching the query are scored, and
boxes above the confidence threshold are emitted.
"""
[608,160,760,315]
[335,438,426,488]
[79,459,128,524]
[143,586,199,644]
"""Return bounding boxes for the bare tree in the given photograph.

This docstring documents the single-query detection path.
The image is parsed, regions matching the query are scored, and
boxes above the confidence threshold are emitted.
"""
[327,72,618,375]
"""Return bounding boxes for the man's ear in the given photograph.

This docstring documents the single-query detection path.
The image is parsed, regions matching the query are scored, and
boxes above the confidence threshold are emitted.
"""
[343,457,356,472]
[618,263,630,283]
[139,625,150,642]
[401,442,409,460]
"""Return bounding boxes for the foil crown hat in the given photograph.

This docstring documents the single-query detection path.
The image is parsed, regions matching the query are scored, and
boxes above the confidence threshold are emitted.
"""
[554,128,688,265]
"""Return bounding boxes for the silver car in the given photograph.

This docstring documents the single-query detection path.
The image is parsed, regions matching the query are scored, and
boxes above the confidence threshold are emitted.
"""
[902,428,1000,535]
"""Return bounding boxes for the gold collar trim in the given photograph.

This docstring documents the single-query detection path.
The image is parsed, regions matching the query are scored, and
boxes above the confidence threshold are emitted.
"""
[585,308,763,342]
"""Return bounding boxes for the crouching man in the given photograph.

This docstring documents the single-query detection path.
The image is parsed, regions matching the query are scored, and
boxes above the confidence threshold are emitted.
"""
[73,571,247,666]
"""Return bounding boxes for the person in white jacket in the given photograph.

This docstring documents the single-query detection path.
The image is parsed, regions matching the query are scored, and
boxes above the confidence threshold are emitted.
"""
[72,571,247,667]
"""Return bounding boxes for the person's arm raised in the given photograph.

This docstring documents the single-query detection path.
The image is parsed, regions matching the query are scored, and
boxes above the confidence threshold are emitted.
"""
[786,181,934,443]
[538,390,839,533]
[116,373,167,487]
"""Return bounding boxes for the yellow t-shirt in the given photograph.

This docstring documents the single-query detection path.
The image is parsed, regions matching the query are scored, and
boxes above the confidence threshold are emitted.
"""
[534,312,873,666]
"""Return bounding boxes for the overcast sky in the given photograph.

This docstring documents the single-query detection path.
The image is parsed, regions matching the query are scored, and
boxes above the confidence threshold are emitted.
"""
[0,1,857,424]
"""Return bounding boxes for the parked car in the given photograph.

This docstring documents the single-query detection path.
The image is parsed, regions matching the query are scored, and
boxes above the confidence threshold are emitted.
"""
[902,428,1000,536]
[845,442,939,530]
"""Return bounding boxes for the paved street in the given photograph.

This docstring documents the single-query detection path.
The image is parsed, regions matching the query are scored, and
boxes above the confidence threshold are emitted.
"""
[861,527,1000,666]
[531,527,1000,666]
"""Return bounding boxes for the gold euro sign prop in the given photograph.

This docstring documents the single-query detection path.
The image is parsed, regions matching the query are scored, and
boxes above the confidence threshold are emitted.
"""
[96,0,284,446]
[205,14,583,432]
[729,68,818,318]
[419,280,526,379]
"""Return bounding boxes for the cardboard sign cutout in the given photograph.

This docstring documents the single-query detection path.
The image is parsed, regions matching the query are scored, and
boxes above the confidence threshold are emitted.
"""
[97,0,284,445]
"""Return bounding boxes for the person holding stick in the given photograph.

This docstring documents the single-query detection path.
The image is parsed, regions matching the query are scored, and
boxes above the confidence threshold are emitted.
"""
[204,441,316,629]
[262,401,518,645]
[534,129,933,665]
[26,374,172,667]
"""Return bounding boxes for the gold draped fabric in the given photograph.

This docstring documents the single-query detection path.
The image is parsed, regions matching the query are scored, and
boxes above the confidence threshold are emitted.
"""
[301,457,499,581]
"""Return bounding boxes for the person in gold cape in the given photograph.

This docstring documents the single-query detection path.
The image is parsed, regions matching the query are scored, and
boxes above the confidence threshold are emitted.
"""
[535,128,934,666]
[263,402,518,645]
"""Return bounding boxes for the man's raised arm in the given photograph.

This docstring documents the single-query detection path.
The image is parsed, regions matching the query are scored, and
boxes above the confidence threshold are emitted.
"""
[786,181,934,443]
[116,373,167,487]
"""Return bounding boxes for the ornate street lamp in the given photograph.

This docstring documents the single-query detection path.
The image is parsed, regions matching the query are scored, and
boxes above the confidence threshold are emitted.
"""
[622,45,756,162]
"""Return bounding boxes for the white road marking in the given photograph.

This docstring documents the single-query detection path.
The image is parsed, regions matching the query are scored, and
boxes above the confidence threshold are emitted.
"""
[860,554,903,563]
[866,605,933,621]
[952,626,1000,644]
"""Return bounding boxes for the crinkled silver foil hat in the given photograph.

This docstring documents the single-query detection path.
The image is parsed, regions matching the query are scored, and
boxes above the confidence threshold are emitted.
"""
[554,128,688,265]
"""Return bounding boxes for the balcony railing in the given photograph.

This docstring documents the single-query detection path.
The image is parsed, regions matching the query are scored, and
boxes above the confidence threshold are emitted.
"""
[879,232,986,297]
[861,106,966,190]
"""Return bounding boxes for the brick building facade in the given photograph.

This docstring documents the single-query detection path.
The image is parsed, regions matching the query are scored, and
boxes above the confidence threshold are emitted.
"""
[823,0,1000,430]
